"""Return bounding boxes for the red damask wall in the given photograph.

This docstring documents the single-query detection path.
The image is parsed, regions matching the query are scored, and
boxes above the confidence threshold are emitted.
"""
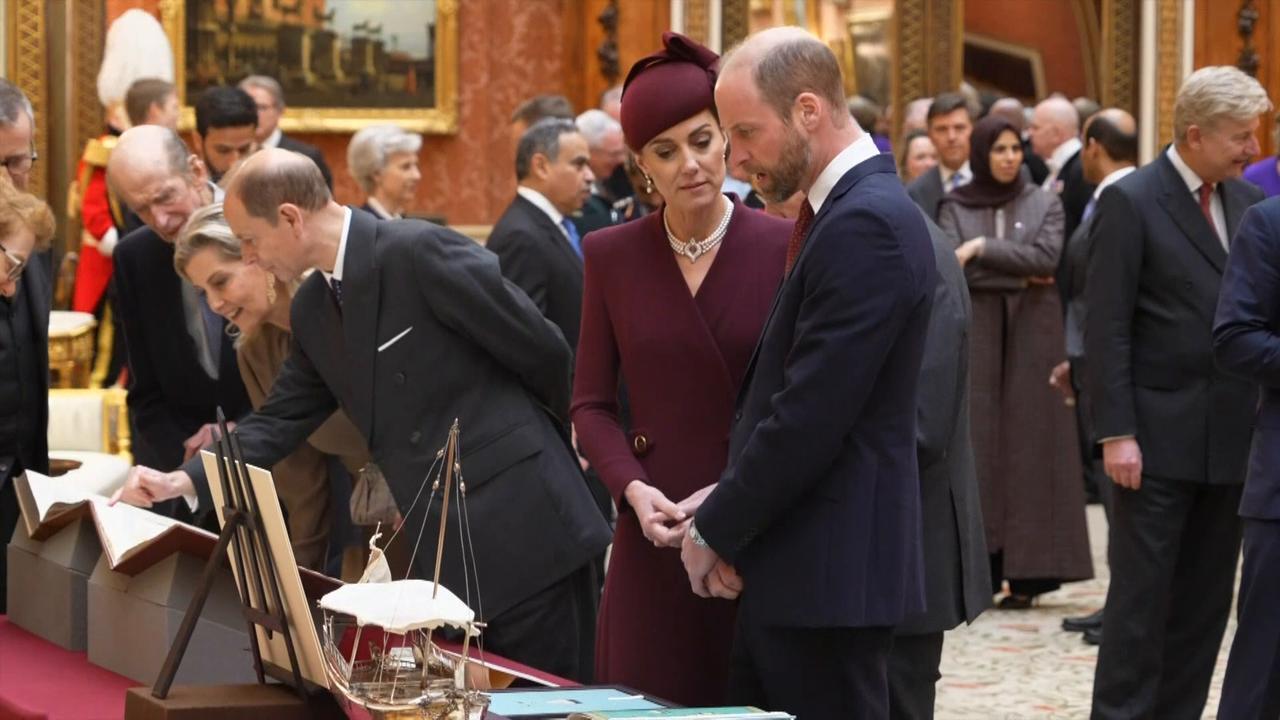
[107,0,579,225]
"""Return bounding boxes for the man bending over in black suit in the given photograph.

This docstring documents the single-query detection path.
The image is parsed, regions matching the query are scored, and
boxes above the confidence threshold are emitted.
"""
[112,148,613,682]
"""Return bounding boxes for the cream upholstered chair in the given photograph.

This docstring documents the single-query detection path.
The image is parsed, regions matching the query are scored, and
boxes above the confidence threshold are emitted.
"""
[47,387,131,476]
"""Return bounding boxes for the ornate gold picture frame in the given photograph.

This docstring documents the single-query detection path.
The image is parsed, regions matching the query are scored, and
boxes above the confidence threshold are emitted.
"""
[159,0,458,134]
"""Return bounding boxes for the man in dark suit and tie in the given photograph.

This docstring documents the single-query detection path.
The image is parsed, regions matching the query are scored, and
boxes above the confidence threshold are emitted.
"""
[106,126,250,484]
[888,215,990,720]
[113,148,613,681]
[1086,66,1269,719]
[240,75,334,190]
[1214,195,1280,719]
[683,28,935,718]
[488,118,611,541]
[907,92,972,221]
[1055,108,1137,644]
[488,118,592,350]
[0,161,54,614]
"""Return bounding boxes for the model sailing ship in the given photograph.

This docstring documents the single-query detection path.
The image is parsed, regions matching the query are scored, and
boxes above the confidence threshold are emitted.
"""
[317,420,490,719]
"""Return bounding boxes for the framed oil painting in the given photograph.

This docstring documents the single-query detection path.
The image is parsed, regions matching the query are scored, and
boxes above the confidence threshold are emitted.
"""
[159,0,458,133]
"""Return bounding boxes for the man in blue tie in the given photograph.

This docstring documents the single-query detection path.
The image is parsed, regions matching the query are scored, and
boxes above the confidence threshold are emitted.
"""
[487,118,594,352]
[487,118,610,549]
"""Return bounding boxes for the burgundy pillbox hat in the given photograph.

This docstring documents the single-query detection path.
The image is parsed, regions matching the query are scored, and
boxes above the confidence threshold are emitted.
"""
[620,31,720,152]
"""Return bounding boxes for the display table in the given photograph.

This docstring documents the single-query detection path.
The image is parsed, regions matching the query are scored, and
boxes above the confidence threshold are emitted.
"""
[0,615,136,720]
[0,614,578,720]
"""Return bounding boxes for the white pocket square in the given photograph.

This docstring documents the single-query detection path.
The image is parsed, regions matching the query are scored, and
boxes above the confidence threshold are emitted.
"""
[377,326,413,352]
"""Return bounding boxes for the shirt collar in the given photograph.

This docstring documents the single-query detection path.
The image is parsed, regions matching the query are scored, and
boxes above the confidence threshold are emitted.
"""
[1167,143,1211,193]
[807,133,881,214]
[517,186,566,227]
[321,206,354,284]
[365,196,400,220]
[938,160,971,188]
[1048,137,1083,173]
[208,181,225,203]
[263,127,283,149]
[1092,166,1137,200]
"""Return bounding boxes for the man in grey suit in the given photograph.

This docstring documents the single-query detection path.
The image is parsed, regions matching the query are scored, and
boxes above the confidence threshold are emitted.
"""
[1055,108,1137,643]
[1086,67,1269,719]
[113,148,613,681]
[907,93,972,220]
[888,215,991,720]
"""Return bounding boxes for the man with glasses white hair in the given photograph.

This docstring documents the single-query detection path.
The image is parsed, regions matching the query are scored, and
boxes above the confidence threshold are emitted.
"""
[1086,65,1270,719]
[238,75,333,190]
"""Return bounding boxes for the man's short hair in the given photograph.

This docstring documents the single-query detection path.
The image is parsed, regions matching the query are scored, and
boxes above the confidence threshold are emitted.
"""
[0,79,33,129]
[515,118,578,181]
[511,95,574,126]
[1085,114,1138,164]
[751,36,847,124]
[194,86,258,138]
[1174,66,1271,142]
[575,109,621,149]
[124,78,175,127]
[229,151,330,224]
[106,127,193,201]
[927,92,972,123]
[239,75,285,109]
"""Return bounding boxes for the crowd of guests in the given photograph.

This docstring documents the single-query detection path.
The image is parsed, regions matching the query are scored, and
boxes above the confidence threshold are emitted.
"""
[3,14,1280,720]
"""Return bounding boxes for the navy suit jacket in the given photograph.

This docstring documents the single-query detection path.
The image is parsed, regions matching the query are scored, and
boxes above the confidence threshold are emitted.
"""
[1214,196,1280,518]
[696,153,935,628]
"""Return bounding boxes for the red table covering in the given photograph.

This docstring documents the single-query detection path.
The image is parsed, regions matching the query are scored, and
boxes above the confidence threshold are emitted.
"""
[0,615,136,720]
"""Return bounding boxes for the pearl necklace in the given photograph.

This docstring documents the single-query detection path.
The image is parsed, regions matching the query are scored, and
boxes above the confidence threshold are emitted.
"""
[665,197,733,262]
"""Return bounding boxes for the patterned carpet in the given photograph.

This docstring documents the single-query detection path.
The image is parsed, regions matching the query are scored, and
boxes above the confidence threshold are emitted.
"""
[934,504,1237,719]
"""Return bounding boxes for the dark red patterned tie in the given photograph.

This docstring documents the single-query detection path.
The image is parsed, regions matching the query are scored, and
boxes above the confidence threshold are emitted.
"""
[784,199,815,274]
[1198,183,1215,226]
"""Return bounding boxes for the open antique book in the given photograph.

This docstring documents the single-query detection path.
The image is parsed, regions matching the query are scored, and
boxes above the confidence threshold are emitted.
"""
[12,466,217,575]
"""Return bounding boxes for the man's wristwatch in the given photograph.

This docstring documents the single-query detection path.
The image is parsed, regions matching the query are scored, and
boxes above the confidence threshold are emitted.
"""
[688,521,708,547]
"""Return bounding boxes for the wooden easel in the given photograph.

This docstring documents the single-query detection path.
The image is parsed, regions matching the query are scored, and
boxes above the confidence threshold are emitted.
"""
[150,408,308,701]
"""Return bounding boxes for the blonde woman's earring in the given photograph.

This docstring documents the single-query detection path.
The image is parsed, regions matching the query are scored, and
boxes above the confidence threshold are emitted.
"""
[265,274,277,305]
[644,174,654,194]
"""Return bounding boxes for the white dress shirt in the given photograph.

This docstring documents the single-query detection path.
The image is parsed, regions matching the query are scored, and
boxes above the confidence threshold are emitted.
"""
[1042,136,1083,190]
[939,160,972,193]
[321,206,354,286]
[1167,144,1228,248]
[262,127,283,149]
[517,186,573,241]
[807,132,882,214]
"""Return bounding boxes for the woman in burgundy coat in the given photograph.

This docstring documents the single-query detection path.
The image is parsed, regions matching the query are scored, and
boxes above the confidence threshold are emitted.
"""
[571,33,790,705]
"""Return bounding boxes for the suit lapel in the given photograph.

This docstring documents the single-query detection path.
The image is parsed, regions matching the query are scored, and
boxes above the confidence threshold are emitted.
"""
[1223,179,1253,246]
[516,195,582,268]
[738,155,897,403]
[1155,155,1226,274]
[342,208,381,438]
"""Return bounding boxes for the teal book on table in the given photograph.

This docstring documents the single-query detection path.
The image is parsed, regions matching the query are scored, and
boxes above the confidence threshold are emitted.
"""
[568,708,794,720]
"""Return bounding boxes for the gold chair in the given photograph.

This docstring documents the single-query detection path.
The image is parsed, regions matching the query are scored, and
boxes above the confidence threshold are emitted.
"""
[48,310,97,389]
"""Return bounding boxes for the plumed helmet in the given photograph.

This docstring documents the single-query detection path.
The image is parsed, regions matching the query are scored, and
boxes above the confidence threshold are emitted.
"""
[97,9,174,109]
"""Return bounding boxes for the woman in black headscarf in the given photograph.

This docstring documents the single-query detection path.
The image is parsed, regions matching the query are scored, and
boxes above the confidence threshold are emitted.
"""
[938,116,1093,608]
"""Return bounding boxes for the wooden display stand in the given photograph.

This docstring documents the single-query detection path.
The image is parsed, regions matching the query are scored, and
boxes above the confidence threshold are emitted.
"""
[125,411,338,719]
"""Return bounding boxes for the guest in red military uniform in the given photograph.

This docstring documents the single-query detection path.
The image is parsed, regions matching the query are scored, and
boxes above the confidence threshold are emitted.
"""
[571,32,790,705]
